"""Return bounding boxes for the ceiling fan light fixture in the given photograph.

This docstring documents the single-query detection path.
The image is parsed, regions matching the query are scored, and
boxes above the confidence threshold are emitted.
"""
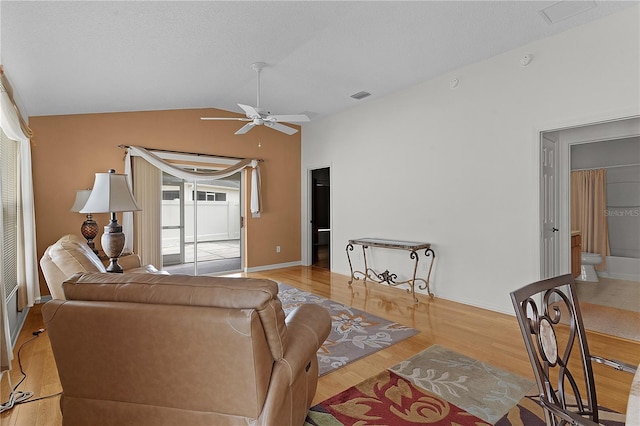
[350,91,371,100]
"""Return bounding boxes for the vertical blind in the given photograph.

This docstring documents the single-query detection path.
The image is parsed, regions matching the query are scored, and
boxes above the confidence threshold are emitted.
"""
[0,129,19,301]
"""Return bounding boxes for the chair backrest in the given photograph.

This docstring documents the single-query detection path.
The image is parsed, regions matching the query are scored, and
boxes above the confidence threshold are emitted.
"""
[40,234,107,299]
[510,274,599,426]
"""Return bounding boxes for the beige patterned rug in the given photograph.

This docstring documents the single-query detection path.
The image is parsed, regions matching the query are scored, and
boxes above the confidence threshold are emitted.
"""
[390,345,534,424]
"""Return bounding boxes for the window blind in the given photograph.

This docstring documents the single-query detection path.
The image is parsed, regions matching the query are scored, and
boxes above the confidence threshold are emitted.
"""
[0,129,18,301]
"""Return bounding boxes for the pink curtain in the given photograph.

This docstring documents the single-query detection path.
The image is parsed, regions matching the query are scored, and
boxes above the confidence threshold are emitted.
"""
[571,169,610,270]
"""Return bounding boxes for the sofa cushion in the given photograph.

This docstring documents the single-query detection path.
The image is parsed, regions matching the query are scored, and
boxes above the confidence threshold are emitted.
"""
[48,234,107,273]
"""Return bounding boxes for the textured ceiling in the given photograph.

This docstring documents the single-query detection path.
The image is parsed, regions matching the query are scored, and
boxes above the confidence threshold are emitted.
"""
[1,1,636,120]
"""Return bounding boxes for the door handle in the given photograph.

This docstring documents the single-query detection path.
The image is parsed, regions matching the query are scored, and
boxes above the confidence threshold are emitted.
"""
[552,227,559,232]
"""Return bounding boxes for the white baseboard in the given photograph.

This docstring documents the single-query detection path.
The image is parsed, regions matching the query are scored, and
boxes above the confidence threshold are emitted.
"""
[245,261,302,273]
[598,271,640,282]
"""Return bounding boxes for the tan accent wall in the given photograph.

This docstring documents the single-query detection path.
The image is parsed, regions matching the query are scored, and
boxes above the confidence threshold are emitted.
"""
[30,108,301,296]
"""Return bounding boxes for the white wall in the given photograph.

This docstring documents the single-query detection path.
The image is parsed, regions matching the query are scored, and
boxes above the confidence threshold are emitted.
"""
[301,7,640,314]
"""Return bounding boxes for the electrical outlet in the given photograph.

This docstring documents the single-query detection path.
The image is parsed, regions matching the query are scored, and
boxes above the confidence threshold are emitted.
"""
[276,246,281,253]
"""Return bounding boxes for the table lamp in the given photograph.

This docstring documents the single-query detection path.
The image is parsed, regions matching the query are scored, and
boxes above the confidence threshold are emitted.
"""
[80,169,141,273]
[70,189,99,254]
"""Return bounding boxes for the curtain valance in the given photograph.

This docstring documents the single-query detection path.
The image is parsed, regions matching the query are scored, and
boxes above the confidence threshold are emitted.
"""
[1,88,28,143]
[0,67,33,140]
[125,145,261,213]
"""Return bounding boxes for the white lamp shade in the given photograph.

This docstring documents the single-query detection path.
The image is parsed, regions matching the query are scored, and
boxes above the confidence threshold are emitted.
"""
[70,189,92,212]
[80,170,141,213]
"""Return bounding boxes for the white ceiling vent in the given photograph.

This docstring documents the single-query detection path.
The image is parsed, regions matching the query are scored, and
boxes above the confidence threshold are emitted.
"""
[539,1,597,24]
[350,91,371,100]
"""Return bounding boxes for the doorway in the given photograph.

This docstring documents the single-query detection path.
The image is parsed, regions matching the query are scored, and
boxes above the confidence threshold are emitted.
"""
[540,116,639,279]
[311,167,330,269]
[539,116,640,340]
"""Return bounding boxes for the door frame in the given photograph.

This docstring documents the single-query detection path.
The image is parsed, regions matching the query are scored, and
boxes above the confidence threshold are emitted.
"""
[304,164,333,267]
[156,152,245,275]
[538,111,639,279]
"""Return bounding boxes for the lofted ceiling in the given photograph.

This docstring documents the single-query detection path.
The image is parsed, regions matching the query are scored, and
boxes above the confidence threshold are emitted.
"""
[1,1,636,120]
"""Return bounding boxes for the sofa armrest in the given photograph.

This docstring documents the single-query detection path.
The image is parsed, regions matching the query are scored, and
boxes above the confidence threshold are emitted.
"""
[116,254,142,270]
[127,265,170,275]
[281,303,331,382]
[117,255,168,274]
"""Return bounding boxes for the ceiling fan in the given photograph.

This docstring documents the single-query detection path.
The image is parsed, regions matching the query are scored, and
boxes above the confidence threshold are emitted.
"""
[201,62,309,135]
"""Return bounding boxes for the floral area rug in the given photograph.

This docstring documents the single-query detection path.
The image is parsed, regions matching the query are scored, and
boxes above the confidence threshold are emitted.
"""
[305,344,535,425]
[277,283,419,376]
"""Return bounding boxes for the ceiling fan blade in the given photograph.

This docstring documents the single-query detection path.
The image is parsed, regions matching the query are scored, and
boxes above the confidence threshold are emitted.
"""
[265,122,298,135]
[235,122,256,135]
[266,114,310,123]
[201,117,251,121]
[238,104,261,119]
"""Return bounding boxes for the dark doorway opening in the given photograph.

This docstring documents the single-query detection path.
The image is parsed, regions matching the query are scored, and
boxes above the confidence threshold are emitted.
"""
[311,167,330,269]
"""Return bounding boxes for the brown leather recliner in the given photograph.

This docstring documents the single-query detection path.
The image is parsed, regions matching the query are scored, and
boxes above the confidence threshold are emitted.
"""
[40,234,163,299]
[42,272,332,426]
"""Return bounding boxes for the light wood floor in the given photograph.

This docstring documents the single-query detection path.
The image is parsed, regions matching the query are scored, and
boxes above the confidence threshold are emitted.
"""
[2,266,639,425]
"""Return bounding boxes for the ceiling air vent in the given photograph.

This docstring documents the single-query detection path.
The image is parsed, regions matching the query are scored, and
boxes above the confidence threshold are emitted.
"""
[350,91,371,100]
[539,0,597,24]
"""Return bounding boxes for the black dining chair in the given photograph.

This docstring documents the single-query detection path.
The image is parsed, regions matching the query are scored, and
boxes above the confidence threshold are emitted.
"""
[510,274,636,426]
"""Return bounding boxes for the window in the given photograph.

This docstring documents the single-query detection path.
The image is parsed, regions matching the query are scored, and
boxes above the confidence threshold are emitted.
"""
[162,190,180,201]
[191,190,226,201]
[0,129,19,301]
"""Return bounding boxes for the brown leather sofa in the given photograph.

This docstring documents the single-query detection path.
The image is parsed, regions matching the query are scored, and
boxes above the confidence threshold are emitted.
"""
[40,234,162,299]
[42,272,332,426]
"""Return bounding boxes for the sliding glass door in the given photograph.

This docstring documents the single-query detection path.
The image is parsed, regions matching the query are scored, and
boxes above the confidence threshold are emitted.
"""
[161,171,242,275]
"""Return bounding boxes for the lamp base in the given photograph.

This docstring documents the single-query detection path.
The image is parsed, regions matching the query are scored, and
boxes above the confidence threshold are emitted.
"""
[101,220,125,273]
[81,214,99,254]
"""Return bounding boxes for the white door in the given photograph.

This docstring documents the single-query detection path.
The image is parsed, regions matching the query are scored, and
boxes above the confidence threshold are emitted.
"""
[541,134,560,278]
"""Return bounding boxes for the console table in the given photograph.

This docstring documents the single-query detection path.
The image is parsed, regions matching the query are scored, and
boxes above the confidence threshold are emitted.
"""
[346,238,435,303]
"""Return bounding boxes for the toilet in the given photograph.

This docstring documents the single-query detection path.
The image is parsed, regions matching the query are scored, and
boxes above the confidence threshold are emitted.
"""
[577,252,603,282]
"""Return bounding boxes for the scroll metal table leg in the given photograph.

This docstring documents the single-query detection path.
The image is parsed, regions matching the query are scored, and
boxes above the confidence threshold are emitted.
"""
[409,250,420,303]
[420,248,436,298]
[346,243,355,285]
